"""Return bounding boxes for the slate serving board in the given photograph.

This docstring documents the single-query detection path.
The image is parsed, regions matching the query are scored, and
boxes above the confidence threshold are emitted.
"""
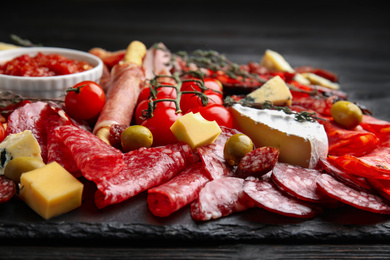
[1,0,390,246]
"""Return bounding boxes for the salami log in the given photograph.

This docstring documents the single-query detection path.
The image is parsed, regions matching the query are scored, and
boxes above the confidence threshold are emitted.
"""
[147,162,210,217]
[316,173,390,214]
[271,162,331,203]
[243,174,321,218]
[190,177,255,221]
[93,41,146,144]
[0,175,16,204]
[197,126,241,180]
[235,147,279,178]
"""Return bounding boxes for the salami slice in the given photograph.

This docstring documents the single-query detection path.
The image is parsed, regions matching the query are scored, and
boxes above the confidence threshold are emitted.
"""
[316,173,390,214]
[57,125,194,208]
[235,147,279,178]
[318,158,373,192]
[243,174,321,218]
[95,143,193,209]
[360,115,390,143]
[147,162,210,217]
[291,95,337,117]
[55,125,126,182]
[322,120,379,157]
[0,175,16,204]
[271,162,331,203]
[197,126,241,180]
[45,107,81,177]
[191,177,255,221]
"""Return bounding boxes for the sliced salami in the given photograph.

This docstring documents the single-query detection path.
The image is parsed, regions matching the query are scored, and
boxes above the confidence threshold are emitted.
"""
[147,162,210,217]
[360,115,390,141]
[243,174,321,218]
[271,162,331,203]
[316,173,390,214]
[55,125,126,182]
[291,94,337,117]
[318,158,373,192]
[235,147,279,179]
[190,177,254,221]
[95,143,192,209]
[45,107,81,177]
[0,175,16,204]
[197,126,241,180]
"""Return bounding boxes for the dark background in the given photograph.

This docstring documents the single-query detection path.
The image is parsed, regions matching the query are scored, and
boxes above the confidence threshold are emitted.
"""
[1,1,390,259]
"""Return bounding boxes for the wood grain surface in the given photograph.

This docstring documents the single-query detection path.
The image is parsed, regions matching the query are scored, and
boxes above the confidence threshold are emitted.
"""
[1,0,390,259]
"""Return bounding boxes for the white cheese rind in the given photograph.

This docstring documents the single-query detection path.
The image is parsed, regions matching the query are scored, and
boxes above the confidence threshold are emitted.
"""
[231,104,328,168]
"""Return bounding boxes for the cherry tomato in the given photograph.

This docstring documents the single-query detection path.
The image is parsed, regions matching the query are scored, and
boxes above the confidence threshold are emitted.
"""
[0,123,5,143]
[187,104,233,128]
[138,84,177,104]
[181,80,202,92]
[204,78,223,96]
[65,81,105,120]
[180,89,223,113]
[141,107,182,147]
[135,99,176,125]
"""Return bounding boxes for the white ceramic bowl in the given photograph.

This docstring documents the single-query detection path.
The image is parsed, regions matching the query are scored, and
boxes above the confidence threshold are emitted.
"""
[0,47,103,98]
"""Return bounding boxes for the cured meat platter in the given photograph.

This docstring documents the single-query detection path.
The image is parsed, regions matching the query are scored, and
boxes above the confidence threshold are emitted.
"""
[1,39,390,245]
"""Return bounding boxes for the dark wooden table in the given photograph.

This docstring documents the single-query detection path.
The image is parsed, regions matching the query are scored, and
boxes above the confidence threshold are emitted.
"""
[1,0,390,259]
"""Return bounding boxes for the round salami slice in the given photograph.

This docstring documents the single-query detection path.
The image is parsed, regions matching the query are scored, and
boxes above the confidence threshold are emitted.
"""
[316,173,390,214]
[0,175,16,204]
[147,162,210,217]
[235,147,279,179]
[197,126,241,180]
[318,158,373,193]
[190,177,255,221]
[271,162,331,203]
[243,174,321,218]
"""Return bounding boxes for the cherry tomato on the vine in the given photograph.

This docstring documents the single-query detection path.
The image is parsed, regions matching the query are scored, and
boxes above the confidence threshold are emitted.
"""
[141,107,183,147]
[135,99,176,125]
[204,78,223,95]
[0,123,6,143]
[137,83,177,104]
[187,104,233,128]
[180,89,223,113]
[64,81,105,120]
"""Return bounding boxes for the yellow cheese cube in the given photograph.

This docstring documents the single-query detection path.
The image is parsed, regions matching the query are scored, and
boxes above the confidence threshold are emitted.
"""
[246,76,292,106]
[19,162,84,220]
[170,112,221,149]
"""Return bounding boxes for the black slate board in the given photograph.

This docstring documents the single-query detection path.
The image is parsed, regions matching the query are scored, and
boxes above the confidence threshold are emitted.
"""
[1,0,390,246]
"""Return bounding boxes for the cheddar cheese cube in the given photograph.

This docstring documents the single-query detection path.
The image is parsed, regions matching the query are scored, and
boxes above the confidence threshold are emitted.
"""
[170,112,221,149]
[19,162,84,220]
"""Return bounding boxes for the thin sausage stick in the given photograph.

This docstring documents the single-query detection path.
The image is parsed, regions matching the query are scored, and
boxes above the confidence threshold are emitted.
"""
[93,41,146,144]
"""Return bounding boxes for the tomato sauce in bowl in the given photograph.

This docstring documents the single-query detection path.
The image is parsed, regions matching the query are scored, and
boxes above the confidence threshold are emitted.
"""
[0,52,93,77]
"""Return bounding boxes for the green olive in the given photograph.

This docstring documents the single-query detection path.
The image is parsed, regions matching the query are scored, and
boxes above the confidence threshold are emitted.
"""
[331,100,363,129]
[4,157,45,183]
[121,125,153,152]
[224,134,254,166]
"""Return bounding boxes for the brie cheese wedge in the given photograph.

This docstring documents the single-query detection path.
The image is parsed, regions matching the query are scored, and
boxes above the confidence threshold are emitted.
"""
[230,104,328,168]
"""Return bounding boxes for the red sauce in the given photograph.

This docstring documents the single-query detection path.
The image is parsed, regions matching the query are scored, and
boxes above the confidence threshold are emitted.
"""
[0,52,93,77]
